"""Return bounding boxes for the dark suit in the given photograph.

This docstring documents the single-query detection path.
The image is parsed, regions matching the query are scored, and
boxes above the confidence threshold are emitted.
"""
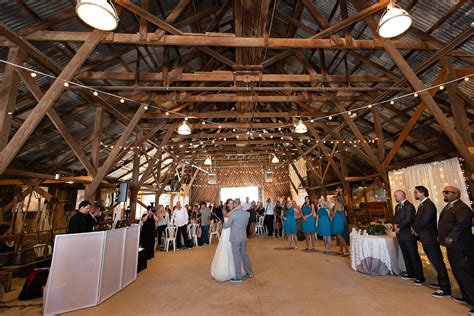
[412,198,450,291]
[395,200,424,281]
[438,200,474,304]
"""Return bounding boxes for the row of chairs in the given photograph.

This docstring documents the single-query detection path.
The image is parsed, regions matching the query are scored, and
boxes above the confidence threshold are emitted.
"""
[163,221,223,252]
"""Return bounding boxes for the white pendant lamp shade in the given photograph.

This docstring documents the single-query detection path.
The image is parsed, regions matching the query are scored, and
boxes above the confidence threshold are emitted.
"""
[294,120,307,134]
[271,154,279,164]
[76,0,119,31]
[377,2,412,38]
[204,156,212,166]
[177,120,192,135]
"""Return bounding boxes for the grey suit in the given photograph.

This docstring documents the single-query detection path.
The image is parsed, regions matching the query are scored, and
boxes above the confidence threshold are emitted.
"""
[224,207,253,279]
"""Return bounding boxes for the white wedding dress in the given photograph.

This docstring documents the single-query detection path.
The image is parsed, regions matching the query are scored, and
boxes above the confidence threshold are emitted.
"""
[210,218,240,282]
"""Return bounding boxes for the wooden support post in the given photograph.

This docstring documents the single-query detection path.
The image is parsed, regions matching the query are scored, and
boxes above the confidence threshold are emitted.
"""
[91,106,104,169]
[85,104,147,199]
[0,30,103,175]
[0,47,25,151]
[129,135,142,222]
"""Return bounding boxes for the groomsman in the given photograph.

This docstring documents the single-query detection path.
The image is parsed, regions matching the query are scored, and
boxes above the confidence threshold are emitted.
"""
[438,185,474,312]
[412,186,451,298]
[394,190,425,285]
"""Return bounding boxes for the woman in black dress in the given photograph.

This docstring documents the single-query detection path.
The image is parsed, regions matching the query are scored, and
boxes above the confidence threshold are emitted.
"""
[141,206,158,259]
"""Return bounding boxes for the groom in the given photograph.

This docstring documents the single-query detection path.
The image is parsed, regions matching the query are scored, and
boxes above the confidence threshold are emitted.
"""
[223,198,253,282]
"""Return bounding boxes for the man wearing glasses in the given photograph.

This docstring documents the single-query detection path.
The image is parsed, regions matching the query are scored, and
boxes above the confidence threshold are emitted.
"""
[438,185,473,314]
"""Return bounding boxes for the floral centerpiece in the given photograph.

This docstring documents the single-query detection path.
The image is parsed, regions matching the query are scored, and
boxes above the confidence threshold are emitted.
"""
[366,221,387,236]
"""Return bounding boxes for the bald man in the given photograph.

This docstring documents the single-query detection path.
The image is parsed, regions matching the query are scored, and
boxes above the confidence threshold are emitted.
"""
[438,185,474,308]
[394,190,425,285]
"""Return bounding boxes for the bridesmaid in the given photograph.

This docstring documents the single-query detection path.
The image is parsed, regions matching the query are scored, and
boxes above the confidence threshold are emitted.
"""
[330,197,349,255]
[282,200,298,249]
[316,198,332,253]
[301,196,316,251]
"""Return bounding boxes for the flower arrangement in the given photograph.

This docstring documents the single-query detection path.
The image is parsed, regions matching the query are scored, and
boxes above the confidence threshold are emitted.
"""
[366,221,387,236]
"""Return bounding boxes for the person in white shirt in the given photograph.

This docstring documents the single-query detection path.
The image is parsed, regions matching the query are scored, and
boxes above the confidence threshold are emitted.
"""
[263,198,275,237]
[241,197,251,212]
[171,201,191,249]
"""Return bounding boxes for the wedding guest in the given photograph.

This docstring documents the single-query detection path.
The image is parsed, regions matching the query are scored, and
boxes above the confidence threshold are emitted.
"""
[282,200,298,249]
[200,202,211,245]
[263,198,275,236]
[316,198,332,253]
[412,186,451,298]
[394,190,424,285]
[86,202,100,231]
[274,200,283,238]
[301,196,316,251]
[438,185,474,310]
[242,197,251,212]
[156,204,169,250]
[247,201,257,238]
[213,201,224,222]
[171,201,191,249]
[141,206,158,259]
[256,202,265,216]
[330,197,349,256]
[67,201,92,234]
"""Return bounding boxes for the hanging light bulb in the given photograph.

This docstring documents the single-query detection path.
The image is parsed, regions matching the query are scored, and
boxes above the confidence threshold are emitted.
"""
[272,154,279,164]
[76,0,119,31]
[294,120,307,134]
[204,155,212,165]
[30,72,37,78]
[377,0,412,38]
[177,120,191,135]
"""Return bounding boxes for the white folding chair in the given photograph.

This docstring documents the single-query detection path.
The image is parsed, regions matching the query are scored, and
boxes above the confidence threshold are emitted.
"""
[255,216,265,235]
[189,224,199,247]
[165,226,178,252]
[209,222,220,244]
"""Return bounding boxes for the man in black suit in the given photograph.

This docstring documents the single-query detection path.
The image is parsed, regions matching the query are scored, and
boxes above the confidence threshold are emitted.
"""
[394,190,425,285]
[412,186,451,298]
[438,185,474,311]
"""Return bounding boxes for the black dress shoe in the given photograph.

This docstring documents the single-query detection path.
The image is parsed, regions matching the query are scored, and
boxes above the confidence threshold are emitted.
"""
[428,283,440,289]
[400,273,414,280]
[432,290,451,298]
[413,279,424,286]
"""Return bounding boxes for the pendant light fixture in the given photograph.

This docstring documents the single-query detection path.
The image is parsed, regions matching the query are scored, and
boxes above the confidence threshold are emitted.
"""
[177,119,191,135]
[377,0,412,38]
[271,154,279,164]
[204,155,212,166]
[76,0,119,31]
[294,120,307,134]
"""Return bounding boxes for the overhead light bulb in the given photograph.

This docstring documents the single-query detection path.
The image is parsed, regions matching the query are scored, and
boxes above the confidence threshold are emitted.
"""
[177,120,191,135]
[63,82,69,87]
[377,1,412,38]
[204,156,212,165]
[54,173,60,180]
[414,93,418,97]
[93,91,99,96]
[294,120,307,134]
[30,72,37,78]
[76,0,119,31]
[368,104,373,108]
[120,98,125,103]
[439,85,444,90]
[390,100,395,105]
[272,154,280,164]
[464,77,469,81]
[328,116,333,120]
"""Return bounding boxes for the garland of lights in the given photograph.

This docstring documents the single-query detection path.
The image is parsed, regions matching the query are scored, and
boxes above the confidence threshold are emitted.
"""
[2,59,471,165]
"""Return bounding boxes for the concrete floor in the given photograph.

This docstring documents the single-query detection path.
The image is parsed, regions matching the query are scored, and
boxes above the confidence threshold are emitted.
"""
[1,236,470,315]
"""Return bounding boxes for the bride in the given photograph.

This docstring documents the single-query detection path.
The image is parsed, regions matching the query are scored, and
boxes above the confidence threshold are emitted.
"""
[210,198,243,282]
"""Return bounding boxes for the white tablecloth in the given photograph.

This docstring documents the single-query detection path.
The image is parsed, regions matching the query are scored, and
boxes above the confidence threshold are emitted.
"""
[350,233,406,275]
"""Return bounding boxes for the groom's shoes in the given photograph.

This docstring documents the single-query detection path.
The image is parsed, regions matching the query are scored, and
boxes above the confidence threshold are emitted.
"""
[230,278,243,283]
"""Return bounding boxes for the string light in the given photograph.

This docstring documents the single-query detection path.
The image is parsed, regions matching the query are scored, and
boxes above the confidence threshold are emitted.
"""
[120,98,125,103]
[30,72,37,78]
[63,82,69,87]
[93,91,99,96]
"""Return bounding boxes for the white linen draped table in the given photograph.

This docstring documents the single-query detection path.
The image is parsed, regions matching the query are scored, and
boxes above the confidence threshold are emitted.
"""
[350,233,406,275]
